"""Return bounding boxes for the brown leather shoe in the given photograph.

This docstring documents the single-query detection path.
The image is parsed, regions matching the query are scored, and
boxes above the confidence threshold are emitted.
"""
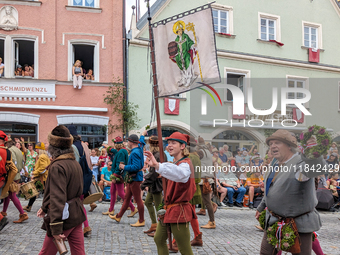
[196,209,206,216]
[147,232,155,237]
[127,208,138,217]
[13,213,28,223]
[130,220,145,227]
[83,226,92,237]
[23,206,31,212]
[89,203,97,212]
[144,223,157,233]
[109,214,121,223]
[168,241,178,253]
[102,209,114,215]
[1,212,7,217]
[191,232,203,246]
[255,225,264,231]
[201,221,216,229]
[212,202,218,213]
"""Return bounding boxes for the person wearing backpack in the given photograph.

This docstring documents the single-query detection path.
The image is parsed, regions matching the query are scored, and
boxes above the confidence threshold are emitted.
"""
[68,125,94,237]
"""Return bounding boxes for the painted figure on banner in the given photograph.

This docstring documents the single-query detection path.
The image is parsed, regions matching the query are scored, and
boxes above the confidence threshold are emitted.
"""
[168,21,199,87]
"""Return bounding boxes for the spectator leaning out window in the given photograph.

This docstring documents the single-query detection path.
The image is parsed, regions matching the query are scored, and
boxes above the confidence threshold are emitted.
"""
[72,60,83,89]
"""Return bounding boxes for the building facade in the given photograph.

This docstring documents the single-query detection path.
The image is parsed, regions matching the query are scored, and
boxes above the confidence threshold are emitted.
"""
[128,0,340,155]
[0,0,124,148]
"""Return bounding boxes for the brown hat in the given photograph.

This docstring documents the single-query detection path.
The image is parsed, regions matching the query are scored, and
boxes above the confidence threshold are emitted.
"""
[148,135,159,145]
[198,136,205,145]
[266,130,297,148]
[48,125,74,149]
[189,136,197,147]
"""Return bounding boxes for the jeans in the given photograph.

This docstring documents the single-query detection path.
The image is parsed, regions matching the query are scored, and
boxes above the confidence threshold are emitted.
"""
[226,187,246,204]
[92,167,99,182]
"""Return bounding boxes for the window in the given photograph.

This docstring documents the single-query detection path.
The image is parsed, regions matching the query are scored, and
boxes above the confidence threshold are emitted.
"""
[13,39,35,78]
[224,67,250,103]
[211,4,233,35]
[73,44,94,78]
[68,40,99,82]
[64,124,106,149]
[213,9,228,34]
[286,75,309,108]
[70,0,99,8]
[304,26,318,48]
[226,73,245,101]
[302,21,323,49]
[287,79,304,100]
[260,18,276,40]
[0,123,37,143]
[258,13,281,42]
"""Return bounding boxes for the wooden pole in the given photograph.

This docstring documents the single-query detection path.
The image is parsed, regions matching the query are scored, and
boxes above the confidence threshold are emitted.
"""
[146,1,165,164]
[146,1,171,247]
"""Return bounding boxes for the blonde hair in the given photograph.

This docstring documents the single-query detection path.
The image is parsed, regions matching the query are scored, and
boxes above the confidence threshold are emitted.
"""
[183,147,190,157]
[115,143,124,150]
[74,60,81,67]
[149,144,159,154]
[38,149,48,157]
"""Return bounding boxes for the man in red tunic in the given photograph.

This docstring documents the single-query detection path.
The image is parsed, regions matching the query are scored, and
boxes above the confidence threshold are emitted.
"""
[145,132,196,255]
[0,130,9,231]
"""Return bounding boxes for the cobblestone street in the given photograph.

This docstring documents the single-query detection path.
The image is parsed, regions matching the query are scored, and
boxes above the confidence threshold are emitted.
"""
[0,198,339,255]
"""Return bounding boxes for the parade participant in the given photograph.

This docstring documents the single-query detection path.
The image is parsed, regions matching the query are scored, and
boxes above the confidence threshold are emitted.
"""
[255,130,328,255]
[102,137,135,216]
[23,142,50,212]
[197,137,217,227]
[188,137,202,246]
[145,131,196,255]
[68,125,94,236]
[110,131,146,227]
[38,125,86,255]
[0,131,12,230]
[140,135,166,237]
[1,137,28,224]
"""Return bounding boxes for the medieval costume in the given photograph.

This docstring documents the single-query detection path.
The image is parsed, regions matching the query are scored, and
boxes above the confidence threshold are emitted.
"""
[1,137,28,223]
[141,135,166,237]
[68,125,94,237]
[38,125,86,255]
[257,130,328,255]
[150,132,196,255]
[23,142,50,212]
[197,137,217,229]
[110,134,146,227]
[102,136,135,216]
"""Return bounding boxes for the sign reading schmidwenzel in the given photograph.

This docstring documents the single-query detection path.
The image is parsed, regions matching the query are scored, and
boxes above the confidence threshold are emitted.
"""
[0,80,56,99]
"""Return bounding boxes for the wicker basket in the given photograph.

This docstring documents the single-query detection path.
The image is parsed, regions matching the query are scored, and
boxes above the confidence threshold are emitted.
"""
[20,181,39,200]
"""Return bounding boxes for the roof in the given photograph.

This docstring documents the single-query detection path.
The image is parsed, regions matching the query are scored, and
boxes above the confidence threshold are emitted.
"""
[136,0,168,30]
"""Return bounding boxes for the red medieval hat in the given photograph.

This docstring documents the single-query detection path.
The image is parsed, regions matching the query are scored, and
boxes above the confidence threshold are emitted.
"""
[0,131,8,141]
[114,136,123,144]
[165,132,190,145]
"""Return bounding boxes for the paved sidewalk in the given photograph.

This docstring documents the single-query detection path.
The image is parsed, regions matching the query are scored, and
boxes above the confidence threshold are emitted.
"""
[0,198,339,254]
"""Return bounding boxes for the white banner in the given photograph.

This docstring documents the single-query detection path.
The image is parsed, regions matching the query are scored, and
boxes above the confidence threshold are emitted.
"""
[153,5,220,97]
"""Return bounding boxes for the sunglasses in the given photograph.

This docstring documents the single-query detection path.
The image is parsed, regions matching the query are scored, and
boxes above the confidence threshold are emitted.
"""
[28,144,33,146]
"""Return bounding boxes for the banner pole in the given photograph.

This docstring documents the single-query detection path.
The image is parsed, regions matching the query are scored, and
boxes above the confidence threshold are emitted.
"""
[146,1,171,247]
[146,1,166,177]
